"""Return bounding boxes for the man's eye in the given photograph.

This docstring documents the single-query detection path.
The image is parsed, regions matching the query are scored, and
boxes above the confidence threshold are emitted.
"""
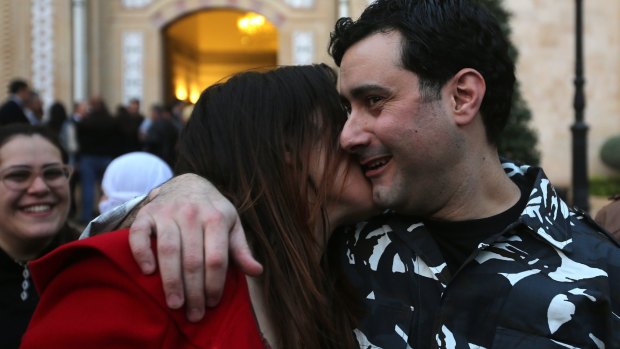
[4,171,31,182]
[367,96,382,107]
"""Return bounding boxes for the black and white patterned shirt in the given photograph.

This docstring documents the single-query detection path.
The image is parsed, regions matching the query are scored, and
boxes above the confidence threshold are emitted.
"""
[336,161,620,349]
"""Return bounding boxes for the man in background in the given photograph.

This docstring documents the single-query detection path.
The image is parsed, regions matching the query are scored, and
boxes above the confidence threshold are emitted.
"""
[0,79,31,126]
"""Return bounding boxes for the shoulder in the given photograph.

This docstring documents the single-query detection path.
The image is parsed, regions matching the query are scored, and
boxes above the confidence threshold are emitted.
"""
[30,229,138,290]
[28,230,265,347]
[23,230,179,348]
[567,215,620,266]
[0,99,18,110]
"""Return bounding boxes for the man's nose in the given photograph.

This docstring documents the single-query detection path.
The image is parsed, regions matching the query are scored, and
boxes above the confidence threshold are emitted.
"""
[340,111,371,153]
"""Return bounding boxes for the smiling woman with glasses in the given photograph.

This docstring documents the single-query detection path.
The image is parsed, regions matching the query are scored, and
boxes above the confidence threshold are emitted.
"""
[0,124,78,349]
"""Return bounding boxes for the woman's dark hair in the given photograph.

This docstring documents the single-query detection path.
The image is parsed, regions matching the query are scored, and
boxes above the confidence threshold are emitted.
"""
[329,0,515,145]
[0,124,68,164]
[176,64,358,348]
[47,101,68,135]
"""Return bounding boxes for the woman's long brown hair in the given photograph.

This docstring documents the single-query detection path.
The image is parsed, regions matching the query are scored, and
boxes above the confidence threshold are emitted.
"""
[175,64,359,348]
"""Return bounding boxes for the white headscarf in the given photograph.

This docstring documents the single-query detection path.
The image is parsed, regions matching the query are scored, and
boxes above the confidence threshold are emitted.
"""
[99,152,173,214]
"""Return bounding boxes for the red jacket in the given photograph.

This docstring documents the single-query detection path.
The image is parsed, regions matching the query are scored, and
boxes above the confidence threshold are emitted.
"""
[21,229,265,348]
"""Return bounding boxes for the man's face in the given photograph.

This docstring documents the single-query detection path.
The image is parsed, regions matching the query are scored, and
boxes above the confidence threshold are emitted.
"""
[128,101,140,115]
[338,31,465,216]
[17,86,31,103]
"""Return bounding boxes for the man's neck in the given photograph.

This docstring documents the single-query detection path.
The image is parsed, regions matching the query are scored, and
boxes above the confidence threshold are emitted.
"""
[428,154,521,222]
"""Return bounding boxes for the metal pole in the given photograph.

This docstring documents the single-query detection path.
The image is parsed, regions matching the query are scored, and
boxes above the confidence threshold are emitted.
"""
[571,0,589,212]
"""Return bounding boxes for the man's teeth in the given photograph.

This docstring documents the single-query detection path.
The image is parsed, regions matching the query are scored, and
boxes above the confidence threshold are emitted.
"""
[23,205,51,213]
[367,160,387,170]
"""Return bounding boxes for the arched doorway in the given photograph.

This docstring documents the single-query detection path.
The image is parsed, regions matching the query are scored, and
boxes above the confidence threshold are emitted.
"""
[163,9,278,104]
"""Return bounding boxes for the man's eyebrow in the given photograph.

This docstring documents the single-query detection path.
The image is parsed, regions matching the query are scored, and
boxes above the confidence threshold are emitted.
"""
[347,84,391,99]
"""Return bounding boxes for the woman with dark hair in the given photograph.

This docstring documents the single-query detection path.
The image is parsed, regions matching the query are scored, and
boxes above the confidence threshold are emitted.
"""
[0,124,77,349]
[21,65,377,349]
[45,101,68,136]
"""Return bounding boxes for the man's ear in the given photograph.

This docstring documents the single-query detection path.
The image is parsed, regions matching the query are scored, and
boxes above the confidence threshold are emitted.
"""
[445,68,486,126]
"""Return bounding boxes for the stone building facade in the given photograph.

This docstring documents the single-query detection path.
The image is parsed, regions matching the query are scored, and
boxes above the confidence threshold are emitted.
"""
[0,0,619,195]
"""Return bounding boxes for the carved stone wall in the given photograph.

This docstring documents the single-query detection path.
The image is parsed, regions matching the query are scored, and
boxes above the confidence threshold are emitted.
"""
[31,0,54,108]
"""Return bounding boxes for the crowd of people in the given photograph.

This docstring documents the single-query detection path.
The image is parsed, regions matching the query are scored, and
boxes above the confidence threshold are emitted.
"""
[0,0,619,348]
[0,83,185,225]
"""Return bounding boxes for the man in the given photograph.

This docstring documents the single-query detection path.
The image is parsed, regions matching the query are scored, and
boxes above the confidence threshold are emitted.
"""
[23,91,43,125]
[91,0,619,348]
[0,79,31,126]
[76,97,119,224]
[143,104,178,168]
[116,98,145,154]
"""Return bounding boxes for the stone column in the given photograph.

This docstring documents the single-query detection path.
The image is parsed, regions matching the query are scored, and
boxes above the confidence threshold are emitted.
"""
[338,0,350,18]
[72,0,87,102]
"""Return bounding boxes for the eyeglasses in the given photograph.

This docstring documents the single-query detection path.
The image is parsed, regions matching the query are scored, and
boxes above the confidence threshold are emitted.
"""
[0,165,72,191]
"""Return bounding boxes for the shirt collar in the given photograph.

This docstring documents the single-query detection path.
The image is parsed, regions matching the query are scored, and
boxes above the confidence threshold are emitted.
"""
[503,160,575,252]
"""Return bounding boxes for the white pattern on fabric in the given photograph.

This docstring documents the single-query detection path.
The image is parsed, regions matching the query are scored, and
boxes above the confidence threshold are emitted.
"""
[547,294,575,333]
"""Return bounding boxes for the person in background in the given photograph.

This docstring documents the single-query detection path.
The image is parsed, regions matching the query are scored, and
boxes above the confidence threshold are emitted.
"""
[63,101,86,219]
[61,101,85,168]
[23,91,43,125]
[168,100,186,132]
[76,97,119,225]
[0,79,31,126]
[126,98,144,119]
[117,99,145,154]
[0,124,77,349]
[143,104,179,168]
[46,101,68,136]
[20,64,376,349]
[98,152,172,215]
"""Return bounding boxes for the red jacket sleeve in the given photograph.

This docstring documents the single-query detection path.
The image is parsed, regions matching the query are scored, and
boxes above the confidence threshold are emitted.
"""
[20,229,265,349]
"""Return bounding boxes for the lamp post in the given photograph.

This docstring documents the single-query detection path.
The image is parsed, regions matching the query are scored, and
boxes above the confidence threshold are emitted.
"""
[571,0,589,212]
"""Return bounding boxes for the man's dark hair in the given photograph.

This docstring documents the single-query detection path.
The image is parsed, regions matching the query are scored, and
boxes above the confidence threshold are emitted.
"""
[329,0,515,145]
[8,79,29,94]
